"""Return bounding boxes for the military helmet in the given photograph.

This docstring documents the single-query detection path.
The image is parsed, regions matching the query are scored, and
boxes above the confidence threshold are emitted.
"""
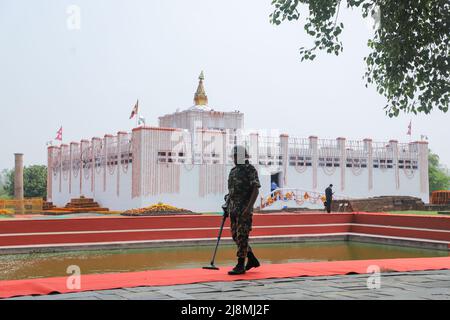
[231,145,248,157]
[231,145,249,164]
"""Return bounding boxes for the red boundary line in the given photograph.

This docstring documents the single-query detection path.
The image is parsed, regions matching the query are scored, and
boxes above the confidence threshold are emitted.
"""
[1,212,450,248]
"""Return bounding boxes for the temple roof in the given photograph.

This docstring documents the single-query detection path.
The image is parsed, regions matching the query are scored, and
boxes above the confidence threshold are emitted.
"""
[191,71,211,111]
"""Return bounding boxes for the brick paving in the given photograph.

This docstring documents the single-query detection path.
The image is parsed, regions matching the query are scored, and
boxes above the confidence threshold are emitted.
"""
[7,270,450,300]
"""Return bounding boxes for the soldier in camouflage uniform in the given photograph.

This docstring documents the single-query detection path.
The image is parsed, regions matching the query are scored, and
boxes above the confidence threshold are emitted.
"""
[226,145,261,275]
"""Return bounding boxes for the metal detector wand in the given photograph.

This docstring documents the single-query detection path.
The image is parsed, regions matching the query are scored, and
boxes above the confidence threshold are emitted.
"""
[203,195,229,270]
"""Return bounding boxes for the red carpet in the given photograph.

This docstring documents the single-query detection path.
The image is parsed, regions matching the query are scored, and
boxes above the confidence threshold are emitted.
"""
[1,257,449,299]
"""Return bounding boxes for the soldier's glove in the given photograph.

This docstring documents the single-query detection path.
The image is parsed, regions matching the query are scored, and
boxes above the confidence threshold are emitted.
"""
[222,204,229,218]
[222,194,230,218]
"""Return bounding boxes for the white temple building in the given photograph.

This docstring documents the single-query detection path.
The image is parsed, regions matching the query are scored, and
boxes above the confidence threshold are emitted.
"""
[47,73,430,212]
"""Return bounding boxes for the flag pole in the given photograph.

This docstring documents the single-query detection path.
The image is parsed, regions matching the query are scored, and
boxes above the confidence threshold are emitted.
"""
[409,119,412,143]
[407,119,412,143]
[136,99,139,128]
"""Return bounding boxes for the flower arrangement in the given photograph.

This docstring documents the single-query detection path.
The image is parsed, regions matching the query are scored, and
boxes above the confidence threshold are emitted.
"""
[285,192,294,200]
[260,190,330,208]
[0,209,13,215]
[123,202,191,215]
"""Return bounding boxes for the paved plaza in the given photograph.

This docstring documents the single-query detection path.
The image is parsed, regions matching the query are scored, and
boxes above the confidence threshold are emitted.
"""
[8,270,450,300]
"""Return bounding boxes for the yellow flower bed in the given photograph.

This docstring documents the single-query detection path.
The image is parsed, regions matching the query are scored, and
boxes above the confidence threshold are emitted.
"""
[0,209,13,215]
[123,202,190,215]
[97,210,123,215]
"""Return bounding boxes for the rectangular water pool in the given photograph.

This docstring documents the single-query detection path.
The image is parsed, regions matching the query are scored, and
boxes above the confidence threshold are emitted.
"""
[0,241,449,281]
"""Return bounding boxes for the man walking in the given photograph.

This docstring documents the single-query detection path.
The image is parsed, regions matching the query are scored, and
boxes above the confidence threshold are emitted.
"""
[325,184,334,213]
[271,181,278,192]
[226,145,261,275]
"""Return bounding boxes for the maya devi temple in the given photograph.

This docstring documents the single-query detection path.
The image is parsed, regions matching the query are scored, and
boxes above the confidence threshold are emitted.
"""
[46,73,430,212]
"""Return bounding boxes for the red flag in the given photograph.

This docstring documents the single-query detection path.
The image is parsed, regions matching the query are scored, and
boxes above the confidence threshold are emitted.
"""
[129,100,139,119]
[55,126,63,141]
[407,120,412,136]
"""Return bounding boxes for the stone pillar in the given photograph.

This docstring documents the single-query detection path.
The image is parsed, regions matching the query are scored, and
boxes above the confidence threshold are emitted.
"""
[363,138,373,191]
[14,153,24,214]
[309,136,318,190]
[14,153,24,200]
[336,137,346,192]
[389,140,400,190]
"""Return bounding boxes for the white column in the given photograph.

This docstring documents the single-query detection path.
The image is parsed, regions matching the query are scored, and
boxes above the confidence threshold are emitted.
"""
[47,147,54,202]
[60,144,69,194]
[389,140,400,190]
[69,143,74,195]
[249,132,259,166]
[309,136,318,190]
[131,128,143,199]
[80,139,90,196]
[280,134,289,187]
[337,137,346,191]
[363,138,373,191]
[92,137,102,195]
[117,131,128,197]
[58,146,63,193]
[417,141,429,200]
[104,135,113,192]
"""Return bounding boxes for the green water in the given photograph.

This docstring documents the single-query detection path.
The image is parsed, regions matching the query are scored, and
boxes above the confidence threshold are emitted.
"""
[0,241,448,281]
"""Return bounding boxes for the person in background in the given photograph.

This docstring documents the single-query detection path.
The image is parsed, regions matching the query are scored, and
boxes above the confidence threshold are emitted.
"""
[325,184,334,213]
[271,181,278,193]
[271,180,280,199]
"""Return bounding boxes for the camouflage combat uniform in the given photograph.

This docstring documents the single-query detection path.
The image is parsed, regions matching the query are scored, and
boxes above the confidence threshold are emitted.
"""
[227,161,261,259]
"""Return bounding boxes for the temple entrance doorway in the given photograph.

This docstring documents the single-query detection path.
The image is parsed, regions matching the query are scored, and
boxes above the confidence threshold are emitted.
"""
[271,172,282,192]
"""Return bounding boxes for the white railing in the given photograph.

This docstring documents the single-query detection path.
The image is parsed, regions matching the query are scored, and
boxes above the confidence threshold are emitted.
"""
[260,188,351,209]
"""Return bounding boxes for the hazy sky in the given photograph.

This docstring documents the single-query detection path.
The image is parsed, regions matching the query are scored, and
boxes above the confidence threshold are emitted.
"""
[0,0,449,171]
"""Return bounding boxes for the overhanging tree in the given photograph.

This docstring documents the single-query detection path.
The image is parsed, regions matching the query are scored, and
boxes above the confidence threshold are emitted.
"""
[0,169,9,199]
[428,151,450,192]
[5,165,47,199]
[270,0,449,116]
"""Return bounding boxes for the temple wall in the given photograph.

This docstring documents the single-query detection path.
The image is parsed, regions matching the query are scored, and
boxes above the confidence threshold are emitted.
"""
[49,133,141,211]
[139,165,229,213]
[343,167,371,198]
[159,109,244,132]
[48,129,430,212]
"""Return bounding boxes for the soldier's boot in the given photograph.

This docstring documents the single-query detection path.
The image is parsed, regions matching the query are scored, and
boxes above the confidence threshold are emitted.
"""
[228,258,246,275]
[245,251,260,271]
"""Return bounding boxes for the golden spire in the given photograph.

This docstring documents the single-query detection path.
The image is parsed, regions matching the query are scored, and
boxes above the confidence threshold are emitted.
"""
[194,71,208,106]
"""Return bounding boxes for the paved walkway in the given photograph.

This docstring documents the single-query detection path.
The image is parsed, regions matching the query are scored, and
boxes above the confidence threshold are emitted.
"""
[8,270,450,300]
